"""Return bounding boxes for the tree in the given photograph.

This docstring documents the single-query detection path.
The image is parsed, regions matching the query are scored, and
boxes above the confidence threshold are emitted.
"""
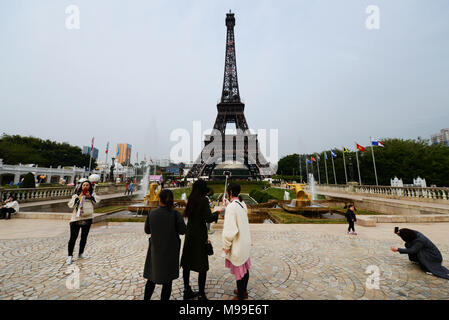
[277,138,449,187]
[0,134,95,168]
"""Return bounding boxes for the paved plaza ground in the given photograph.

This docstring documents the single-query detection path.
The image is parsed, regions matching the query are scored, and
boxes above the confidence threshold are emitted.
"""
[1,220,448,300]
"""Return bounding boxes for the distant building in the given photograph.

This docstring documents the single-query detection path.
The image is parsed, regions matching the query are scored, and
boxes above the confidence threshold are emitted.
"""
[431,128,449,146]
[116,143,132,165]
[82,146,99,160]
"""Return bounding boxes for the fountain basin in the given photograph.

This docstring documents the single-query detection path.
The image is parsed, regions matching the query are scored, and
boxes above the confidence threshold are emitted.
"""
[127,200,187,214]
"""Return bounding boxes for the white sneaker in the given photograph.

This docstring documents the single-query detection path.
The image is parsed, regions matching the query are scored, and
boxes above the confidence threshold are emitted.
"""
[66,256,73,264]
[426,272,433,275]
[78,253,87,259]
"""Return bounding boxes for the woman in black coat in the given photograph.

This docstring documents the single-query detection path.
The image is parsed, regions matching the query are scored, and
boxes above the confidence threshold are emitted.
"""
[391,228,449,280]
[143,189,187,300]
[180,179,220,300]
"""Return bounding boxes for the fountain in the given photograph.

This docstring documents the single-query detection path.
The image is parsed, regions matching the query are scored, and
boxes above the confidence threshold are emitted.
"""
[128,178,162,214]
[283,190,290,201]
[280,178,329,216]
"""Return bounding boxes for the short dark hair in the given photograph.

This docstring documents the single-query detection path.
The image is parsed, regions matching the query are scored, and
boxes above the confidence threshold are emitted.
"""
[398,228,417,243]
[227,183,241,197]
[159,189,174,210]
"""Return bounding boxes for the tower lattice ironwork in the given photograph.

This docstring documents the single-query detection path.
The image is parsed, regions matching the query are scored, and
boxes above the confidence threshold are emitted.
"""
[187,11,273,179]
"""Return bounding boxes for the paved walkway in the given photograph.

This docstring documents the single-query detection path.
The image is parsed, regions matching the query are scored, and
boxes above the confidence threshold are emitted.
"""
[0,221,448,300]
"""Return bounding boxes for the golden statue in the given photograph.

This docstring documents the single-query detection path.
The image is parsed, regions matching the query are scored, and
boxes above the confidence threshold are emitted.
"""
[144,182,161,203]
[286,183,312,207]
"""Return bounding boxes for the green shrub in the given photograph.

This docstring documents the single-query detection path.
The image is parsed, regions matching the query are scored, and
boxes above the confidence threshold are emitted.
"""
[21,172,36,188]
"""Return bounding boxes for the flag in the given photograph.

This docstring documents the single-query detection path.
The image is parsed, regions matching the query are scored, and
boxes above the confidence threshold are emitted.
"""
[324,152,328,160]
[91,137,95,151]
[116,147,120,156]
[105,142,109,154]
[306,159,312,164]
[136,152,138,163]
[343,147,350,153]
[311,157,316,162]
[356,143,366,152]
[316,155,321,161]
[371,139,385,147]
[331,150,337,158]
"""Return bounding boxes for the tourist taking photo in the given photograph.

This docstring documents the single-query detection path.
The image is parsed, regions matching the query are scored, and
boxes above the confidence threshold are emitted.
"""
[66,179,99,264]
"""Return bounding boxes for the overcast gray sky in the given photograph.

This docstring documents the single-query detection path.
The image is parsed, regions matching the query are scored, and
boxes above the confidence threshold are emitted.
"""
[1,0,449,164]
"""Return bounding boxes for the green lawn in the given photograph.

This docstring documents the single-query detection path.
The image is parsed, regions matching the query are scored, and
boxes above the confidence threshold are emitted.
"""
[172,187,191,200]
[94,206,128,214]
[263,187,296,200]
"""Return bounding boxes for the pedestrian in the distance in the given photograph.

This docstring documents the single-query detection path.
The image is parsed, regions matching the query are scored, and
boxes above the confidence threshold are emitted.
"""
[345,204,357,235]
[66,180,99,264]
[129,182,134,195]
[124,182,129,195]
[143,189,186,300]
[222,183,252,300]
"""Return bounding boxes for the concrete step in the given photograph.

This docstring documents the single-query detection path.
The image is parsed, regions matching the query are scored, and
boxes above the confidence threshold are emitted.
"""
[357,214,449,227]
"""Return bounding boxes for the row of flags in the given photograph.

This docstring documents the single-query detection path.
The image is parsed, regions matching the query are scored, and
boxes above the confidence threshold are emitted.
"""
[303,139,385,186]
[306,139,384,162]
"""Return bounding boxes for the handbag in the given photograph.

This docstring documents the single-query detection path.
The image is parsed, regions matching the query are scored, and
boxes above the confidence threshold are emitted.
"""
[206,239,214,256]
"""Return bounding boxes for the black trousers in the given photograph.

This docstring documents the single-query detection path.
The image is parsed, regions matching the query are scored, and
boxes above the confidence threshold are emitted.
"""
[0,208,15,219]
[144,280,172,300]
[236,271,249,300]
[183,268,207,295]
[348,221,355,232]
[68,219,92,256]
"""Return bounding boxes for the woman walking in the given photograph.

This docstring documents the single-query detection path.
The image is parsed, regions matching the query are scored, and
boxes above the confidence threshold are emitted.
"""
[143,189,186,300]
[180,179,220,300]
[67,179,98,264]
[222,183,252,300]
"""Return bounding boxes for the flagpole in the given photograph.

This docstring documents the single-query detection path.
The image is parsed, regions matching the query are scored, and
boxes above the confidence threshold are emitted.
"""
[305,158,309,183]
[370,136,379,186]
[316,156,321,184]
[88,137,94,174]
[331,151,337,184]
[324,152,329,185]
[299,155,302,183]
[355,150,362,185]
[104,142,109,183]
[342,147,348,184]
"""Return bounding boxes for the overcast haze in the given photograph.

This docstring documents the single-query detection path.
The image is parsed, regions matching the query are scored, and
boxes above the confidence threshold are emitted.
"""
[1,0,449,164]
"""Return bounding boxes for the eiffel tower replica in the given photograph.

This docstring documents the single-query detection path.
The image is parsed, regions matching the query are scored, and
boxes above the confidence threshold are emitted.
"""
[187,11,274,179]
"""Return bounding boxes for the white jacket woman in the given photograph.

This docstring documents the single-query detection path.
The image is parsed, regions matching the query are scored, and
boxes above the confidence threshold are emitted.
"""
[222,197,251,267]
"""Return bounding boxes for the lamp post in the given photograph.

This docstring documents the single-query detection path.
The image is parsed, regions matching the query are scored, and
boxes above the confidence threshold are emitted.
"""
[110,157,115,183]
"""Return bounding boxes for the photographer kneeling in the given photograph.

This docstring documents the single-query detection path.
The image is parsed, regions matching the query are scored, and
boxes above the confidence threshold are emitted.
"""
[391,228,449,279]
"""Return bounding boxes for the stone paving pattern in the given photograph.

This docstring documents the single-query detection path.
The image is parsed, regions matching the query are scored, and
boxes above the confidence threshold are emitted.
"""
[1,221,449,300]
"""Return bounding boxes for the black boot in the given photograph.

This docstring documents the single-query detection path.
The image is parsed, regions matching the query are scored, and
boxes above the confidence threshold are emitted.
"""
[197,293,208,300]
[183,287,199,300]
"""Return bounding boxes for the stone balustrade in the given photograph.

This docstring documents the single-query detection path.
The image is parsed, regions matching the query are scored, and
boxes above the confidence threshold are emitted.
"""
[0,183,136,203]
[312,184,449,202]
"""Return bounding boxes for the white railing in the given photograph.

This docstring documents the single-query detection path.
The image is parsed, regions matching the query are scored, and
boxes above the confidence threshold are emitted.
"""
[313,184,449,202]
[0,184,135,203]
